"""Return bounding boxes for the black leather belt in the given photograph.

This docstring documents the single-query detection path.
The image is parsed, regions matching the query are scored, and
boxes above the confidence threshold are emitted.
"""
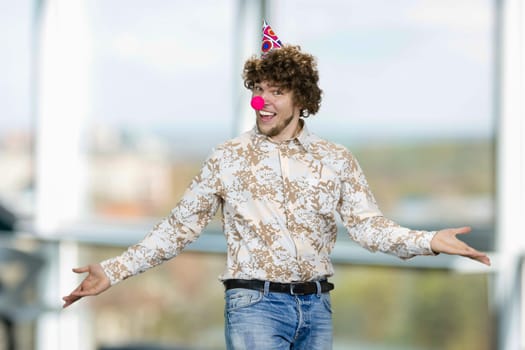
[224,279,334,295]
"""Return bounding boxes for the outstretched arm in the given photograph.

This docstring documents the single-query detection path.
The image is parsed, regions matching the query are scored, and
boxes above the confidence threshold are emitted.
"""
[338,151,492,265]
[62,263,111,308]
[62,151,223,308]
[431,226,491,266]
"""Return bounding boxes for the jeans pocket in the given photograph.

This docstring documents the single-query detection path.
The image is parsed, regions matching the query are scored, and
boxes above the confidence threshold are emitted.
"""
[321,293,333,314]
[225,288,263,311]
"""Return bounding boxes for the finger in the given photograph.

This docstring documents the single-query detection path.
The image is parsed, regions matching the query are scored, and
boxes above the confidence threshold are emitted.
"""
[71,282,105,297]
[69,284,83,294]
[464,249,485,259]
[62,294,82,308]
[63,298,80,308]
[72,266,89,274]
[480,256,491,266]
[454,226,472,235]
[62,294,79,303]
[461,247,491,265]
[62,285,82,301]
[470,254,491,266]
[458,245,482,257]
[71,289,97,297]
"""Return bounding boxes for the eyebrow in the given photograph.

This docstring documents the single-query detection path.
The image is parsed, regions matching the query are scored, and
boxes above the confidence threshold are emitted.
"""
[255,82,284,89]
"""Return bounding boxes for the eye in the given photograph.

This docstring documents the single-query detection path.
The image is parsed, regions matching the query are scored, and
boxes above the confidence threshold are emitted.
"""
[273,89,283,96]
[253,85,263,93]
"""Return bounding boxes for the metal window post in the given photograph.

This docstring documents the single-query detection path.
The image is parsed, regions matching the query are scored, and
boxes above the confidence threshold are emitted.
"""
[33,0,93,349]
[495,0,525,349]
[232,0,268,136]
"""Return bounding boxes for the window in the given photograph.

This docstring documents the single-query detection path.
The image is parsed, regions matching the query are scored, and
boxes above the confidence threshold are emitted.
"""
[271,0,494,234]
[268,1,495,348]
[24,1,497,349]
[85,0,235,220]
[0,0,35,219]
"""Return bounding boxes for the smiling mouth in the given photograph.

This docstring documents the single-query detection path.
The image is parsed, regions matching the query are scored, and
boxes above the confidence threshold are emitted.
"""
[259,110,276,122]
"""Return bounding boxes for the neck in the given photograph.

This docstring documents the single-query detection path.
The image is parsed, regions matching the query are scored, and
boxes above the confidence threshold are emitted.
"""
[270,117,303,142]
[292,118,304,138]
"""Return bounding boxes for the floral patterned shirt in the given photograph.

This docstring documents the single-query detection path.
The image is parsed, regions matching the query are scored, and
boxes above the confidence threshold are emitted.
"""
[101,124,436,285]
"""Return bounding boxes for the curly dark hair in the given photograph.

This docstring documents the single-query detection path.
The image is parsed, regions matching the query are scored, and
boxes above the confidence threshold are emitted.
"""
[242,45,322,116]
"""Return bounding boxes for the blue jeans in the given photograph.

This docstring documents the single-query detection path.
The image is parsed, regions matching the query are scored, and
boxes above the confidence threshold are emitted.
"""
[224,285,333,349]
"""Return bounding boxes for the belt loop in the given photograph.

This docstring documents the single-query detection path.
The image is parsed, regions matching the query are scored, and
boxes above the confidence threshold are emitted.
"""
[315,280,321,297]
[263,281,270,296]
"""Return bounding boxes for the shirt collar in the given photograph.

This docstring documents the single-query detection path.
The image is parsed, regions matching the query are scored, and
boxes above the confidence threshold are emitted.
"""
[250,119,314,149]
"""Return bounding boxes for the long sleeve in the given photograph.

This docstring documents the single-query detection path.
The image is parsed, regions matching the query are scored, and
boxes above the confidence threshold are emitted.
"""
[101,152,223,285]
[337,150,436,259]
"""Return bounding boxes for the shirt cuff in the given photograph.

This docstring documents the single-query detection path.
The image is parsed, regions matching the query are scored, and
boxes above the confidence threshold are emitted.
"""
[100,257,130,286]
[424,230,439,256]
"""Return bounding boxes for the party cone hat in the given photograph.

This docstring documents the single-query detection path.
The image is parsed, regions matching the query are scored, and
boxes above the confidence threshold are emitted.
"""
[261,20,283,55]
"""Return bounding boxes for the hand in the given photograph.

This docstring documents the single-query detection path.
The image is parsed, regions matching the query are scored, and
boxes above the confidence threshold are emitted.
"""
[62,263,111,308]
[431,226,491,266]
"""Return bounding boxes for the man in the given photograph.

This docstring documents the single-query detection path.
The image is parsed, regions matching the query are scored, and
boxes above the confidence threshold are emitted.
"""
[63,21,490,350]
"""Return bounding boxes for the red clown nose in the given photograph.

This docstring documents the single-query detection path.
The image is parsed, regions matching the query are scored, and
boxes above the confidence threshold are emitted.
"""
[250,96,265,111]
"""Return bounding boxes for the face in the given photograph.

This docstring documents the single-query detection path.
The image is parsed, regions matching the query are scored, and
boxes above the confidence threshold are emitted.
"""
[252,81,302,142]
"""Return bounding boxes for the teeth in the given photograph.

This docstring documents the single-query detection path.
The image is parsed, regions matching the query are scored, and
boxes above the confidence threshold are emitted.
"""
[260,111,275,116]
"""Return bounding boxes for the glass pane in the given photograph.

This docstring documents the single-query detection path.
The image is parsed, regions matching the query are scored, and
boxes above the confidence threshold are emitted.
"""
[81,246,491,350]
[82,246,225,349]
[0,0,34,219]
[269,0,495,348]
[331,267,490,349]
[0,2,38,349]
[85,0,235,220]
[72,1,495,349]
[270,0,494,233]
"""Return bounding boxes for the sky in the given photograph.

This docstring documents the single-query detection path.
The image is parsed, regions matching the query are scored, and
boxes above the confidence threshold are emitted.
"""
[0,0,32,132]
[273,0,494,140]
[0,0,495,145]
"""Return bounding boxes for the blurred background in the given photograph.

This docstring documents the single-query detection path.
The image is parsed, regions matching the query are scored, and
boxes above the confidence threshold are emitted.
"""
[0,0,523,349]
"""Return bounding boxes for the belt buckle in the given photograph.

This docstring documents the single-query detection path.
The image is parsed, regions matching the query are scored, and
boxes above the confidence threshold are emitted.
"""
[289,282,306,295]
